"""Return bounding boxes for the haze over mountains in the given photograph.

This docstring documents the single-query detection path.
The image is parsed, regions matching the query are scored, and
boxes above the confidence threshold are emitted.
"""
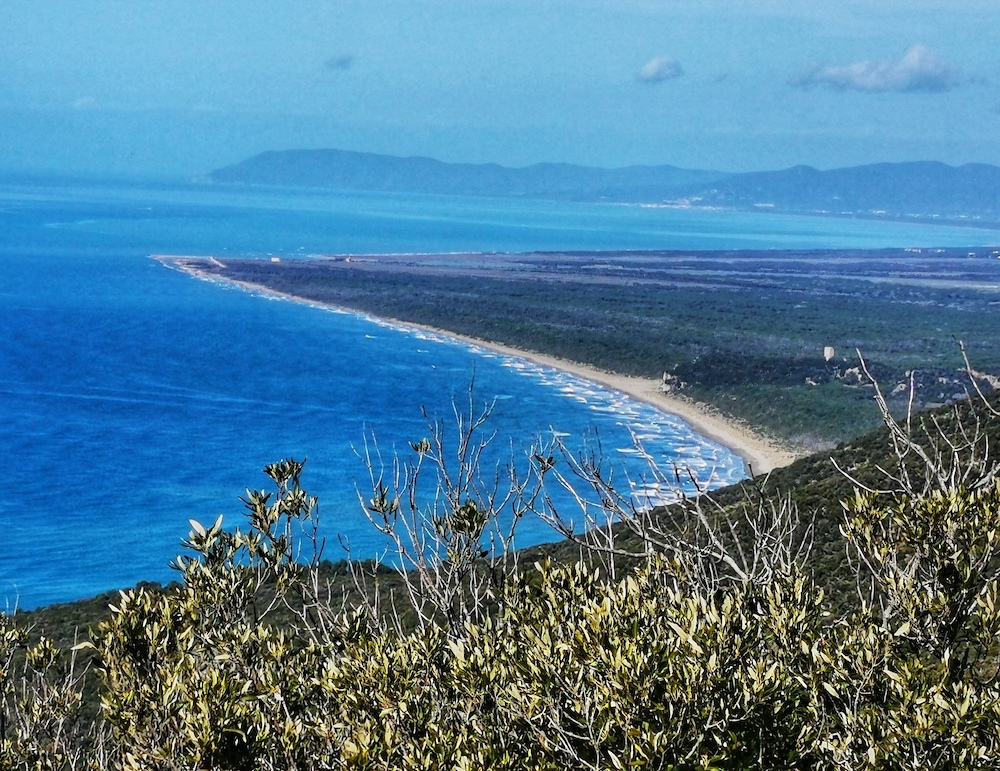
[210,149,1000,223]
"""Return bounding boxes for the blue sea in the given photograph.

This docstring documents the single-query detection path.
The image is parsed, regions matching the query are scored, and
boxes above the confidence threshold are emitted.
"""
[3,176,1000,610]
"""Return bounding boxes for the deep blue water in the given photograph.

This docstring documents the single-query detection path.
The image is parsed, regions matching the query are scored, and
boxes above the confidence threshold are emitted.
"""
[3,177,999,610]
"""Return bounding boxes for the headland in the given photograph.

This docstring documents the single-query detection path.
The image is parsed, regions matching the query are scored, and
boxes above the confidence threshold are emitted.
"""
[156,246,1000,470]
[155,253,802,475]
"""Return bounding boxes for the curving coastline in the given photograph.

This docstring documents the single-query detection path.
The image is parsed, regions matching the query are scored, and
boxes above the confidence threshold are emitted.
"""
[155,254,804,477]
[429,341,803,476]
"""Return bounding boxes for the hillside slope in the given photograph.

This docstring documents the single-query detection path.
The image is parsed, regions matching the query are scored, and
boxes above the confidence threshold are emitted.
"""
[209,148,726,202]
[209,149,1000,220]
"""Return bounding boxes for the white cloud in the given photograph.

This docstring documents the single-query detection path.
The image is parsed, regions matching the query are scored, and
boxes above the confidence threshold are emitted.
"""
[637,55,683,84]
[793,44,961,93]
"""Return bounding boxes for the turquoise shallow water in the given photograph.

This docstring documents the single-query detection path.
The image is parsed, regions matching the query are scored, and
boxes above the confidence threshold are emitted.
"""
[2,177,999,609]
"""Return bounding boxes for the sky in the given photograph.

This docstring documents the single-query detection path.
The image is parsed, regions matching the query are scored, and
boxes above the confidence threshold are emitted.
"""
[2,0,1000,177]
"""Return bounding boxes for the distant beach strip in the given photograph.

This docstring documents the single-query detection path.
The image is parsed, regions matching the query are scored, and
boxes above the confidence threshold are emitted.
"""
[155,254,800,478]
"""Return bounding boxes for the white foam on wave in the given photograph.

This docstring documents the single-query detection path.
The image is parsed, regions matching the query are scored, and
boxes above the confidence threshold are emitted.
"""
[345,316,747,497]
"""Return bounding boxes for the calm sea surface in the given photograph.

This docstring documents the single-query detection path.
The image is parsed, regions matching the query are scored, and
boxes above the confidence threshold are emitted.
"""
[2,177,999,609]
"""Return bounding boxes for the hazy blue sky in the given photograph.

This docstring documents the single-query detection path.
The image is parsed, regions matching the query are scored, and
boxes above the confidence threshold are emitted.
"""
[3,1,999,176]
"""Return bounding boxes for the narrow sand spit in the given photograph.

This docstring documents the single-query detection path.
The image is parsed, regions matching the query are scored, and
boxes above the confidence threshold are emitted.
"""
[157,255,803,477]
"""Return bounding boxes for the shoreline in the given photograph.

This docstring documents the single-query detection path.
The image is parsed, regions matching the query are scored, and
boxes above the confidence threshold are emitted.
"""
[156,255,803,476]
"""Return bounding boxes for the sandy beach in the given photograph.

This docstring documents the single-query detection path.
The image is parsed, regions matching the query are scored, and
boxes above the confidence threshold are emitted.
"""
[157,255,804,477]
[425,340,803,476]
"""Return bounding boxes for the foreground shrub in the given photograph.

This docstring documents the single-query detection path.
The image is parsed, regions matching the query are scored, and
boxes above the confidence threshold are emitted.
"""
[0,620,96,769]
[4,387,1000,769]
[85,478,1000,768]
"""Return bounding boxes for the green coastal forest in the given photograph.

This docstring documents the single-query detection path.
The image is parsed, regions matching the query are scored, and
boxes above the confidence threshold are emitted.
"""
[7,387,1000,768]
[180,248,1000,449]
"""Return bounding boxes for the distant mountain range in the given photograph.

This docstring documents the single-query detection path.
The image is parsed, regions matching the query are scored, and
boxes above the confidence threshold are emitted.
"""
[209,150,1000,222]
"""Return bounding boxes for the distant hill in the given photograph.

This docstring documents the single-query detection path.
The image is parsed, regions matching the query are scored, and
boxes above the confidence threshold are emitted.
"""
[208,149,727,202]
[690,161,1000,220]
[209,149,1000,222]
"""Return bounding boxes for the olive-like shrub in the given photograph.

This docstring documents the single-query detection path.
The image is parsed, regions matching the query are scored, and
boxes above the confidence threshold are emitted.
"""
[3,385,1000,769]
[84,476,1000,767]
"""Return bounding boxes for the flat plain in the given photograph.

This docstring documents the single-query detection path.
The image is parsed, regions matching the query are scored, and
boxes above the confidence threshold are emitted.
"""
[167,246,1000,450]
